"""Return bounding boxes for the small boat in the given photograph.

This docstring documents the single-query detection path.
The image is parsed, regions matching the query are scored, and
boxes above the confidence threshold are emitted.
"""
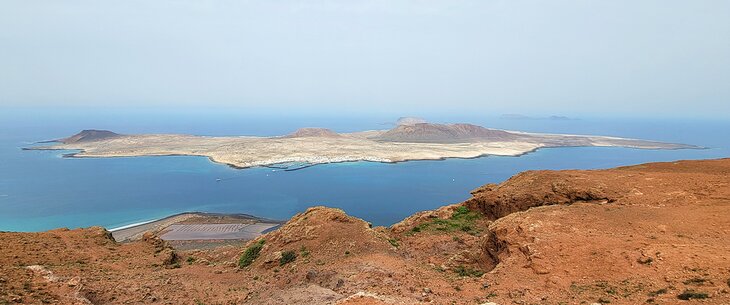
[216,178,222,182]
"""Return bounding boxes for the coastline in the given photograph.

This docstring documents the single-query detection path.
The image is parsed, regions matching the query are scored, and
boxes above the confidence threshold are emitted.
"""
[110,211,282,243]
[25,142,703,172]
[108,218,165,232]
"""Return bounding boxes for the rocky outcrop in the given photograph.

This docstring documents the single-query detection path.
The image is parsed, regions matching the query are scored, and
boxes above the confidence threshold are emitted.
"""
[142,232,179,267]
[464,170,621,220]
[245,206,392,269]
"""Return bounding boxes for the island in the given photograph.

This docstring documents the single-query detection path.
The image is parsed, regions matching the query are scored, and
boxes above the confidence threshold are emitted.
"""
[27,118,698,169]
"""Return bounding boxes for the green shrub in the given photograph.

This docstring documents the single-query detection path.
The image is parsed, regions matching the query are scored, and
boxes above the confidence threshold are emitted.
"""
[454,265,484,277]
[388,238,399,248]
[279,250,297,266]
[238,239,265,268]
[410,206,481,235]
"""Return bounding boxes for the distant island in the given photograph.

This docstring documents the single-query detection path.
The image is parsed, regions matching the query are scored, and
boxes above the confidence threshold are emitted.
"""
[27,118,698,169]
[500,114,578,120]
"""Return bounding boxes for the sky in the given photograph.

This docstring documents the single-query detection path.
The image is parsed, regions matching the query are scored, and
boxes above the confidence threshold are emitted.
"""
[1,0,729,119]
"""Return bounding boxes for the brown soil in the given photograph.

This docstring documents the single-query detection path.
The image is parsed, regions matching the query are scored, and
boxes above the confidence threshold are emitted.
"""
[2,158,729,304]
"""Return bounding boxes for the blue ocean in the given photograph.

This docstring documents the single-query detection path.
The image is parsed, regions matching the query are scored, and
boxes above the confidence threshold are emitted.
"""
[1,109,728,231]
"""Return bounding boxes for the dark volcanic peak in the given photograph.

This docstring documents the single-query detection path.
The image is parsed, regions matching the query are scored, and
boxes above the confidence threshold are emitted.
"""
[59,130,121,144]
[284,127,341,138]
[376,123,520,143]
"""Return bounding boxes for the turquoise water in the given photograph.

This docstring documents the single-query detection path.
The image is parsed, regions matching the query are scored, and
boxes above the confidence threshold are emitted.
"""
[1,110,728,231]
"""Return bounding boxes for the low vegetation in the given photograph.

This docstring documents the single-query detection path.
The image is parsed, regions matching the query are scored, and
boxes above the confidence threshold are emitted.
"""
[454,265,484,277]
[411,206,481,235]
[682,277,707,285]
[648,288,667,297]
[677,290,709,300]
[238,239,265,268]
[279,250,297,266]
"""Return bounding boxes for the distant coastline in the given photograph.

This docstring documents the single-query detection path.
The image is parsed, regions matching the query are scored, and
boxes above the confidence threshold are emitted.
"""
[32,144,701,173]
[24,120,700,170]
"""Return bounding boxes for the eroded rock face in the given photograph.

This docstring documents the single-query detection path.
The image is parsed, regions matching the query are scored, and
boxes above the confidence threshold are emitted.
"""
[464,171,621,220]
[142,231,179,267]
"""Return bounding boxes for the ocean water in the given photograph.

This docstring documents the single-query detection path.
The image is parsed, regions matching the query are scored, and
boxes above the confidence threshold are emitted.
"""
[1,109,728,231]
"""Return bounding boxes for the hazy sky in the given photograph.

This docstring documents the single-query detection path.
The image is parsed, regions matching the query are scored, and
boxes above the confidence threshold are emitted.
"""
[1,0,729,118]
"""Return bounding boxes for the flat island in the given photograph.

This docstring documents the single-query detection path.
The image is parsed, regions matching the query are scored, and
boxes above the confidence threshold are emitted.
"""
[28,119,698,169]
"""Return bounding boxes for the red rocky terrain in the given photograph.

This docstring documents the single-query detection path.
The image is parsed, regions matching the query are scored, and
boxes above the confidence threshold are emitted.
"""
[2,158,729,304]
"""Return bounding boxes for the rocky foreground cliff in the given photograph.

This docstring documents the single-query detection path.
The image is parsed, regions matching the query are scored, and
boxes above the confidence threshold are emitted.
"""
[2,159,730,304]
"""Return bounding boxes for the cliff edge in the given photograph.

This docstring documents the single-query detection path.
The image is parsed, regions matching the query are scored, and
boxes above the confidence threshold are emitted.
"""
[2,158,729,304]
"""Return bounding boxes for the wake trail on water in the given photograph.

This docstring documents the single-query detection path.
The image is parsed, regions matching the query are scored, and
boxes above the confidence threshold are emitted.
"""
[215,162,318,182]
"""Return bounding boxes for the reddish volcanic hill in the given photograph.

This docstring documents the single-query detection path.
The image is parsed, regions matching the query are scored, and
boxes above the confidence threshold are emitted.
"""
[284,127,342,138]
[59,130,121,144]
[2,158,730,304]
[375,123,521,143]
